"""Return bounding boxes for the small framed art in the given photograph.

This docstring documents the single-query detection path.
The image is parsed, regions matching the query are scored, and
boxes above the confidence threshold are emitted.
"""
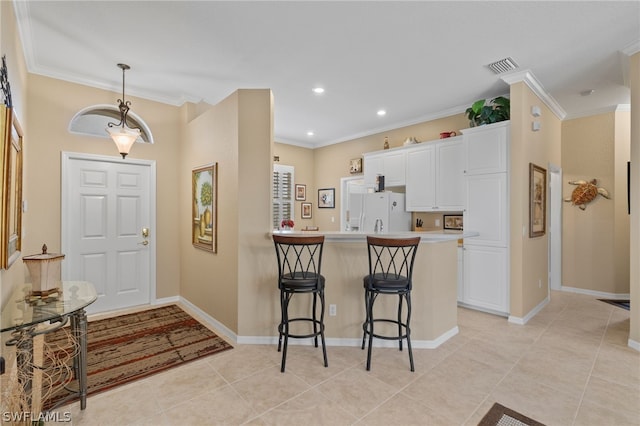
[349,158,363,174]
[295,184,306,201]
[301,202,312,219]
[443,214,463,230]
[318,188,335,208]
[529,163,546,237]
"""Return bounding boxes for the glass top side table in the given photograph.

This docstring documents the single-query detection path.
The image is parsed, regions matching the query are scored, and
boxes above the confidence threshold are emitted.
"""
[1,281,97,412]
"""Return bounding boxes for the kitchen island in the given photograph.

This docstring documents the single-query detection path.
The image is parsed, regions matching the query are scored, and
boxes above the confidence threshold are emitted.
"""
[271,230,478,348]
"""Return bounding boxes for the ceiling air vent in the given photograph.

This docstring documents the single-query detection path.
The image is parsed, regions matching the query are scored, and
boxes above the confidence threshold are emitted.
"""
[487,57,519,74]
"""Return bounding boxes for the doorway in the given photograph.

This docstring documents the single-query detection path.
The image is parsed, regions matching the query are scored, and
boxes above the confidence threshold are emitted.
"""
[548,164,562,291]
[61,152,156,313]
[340,176,366,231]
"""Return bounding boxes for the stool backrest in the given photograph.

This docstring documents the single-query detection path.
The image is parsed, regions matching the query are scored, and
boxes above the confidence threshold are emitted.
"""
[273,235,325,281]
[366,236,420,285]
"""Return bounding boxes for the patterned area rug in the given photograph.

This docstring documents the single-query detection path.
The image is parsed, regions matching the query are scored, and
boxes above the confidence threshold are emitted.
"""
[478,403,546,426]
[43,304,232,409]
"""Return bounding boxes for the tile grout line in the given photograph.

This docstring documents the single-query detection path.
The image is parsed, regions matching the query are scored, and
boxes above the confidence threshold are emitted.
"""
[460,303,565,425]
[570,305,614,426]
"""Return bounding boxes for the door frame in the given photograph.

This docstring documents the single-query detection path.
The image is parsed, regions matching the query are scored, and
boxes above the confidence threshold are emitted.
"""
[548,163,562,291]
[340,176,365,231]
[61,151,157,306]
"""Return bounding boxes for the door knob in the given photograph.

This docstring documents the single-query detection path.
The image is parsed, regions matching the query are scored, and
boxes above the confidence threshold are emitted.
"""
[142,228,150,238]
[138,240,149,246]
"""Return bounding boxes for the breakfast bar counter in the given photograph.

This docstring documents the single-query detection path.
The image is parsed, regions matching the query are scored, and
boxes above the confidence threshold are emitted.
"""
[271,230,478,348]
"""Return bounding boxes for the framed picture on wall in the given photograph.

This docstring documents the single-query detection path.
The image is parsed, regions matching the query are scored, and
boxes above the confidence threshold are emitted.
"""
[349,158,363,174]
[318,188,335,209]
[529,163,546,238]
[295,184,306,201]
[301,202,312,219]
[192,163,218,252]
[0,105,23,268]
[443,214,463,230]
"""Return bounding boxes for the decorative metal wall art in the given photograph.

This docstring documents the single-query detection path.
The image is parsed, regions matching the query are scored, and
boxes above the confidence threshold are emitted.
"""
[1,55,12,107]
[564,178,610,210]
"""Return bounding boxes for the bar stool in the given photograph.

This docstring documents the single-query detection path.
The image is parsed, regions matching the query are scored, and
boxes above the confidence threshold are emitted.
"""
[272,234,328,372]
[362,235,420,371]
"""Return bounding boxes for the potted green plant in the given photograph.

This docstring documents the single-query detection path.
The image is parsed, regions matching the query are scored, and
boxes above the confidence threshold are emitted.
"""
[465,96,510,127]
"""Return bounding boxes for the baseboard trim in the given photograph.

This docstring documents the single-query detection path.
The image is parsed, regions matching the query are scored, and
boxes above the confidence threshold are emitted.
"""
[629,339,640,352]
[560,286,630,299]
[508,294,550,325]
[154,295,180,305]
[238,327,460,349]
[179,297,238,344]
[178,298,459,349]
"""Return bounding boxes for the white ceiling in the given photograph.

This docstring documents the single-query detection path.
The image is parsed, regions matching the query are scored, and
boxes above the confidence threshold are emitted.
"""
[13,1,640,147]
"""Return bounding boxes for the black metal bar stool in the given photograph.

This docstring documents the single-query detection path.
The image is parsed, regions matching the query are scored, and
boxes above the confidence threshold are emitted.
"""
[362,235,420,371]
[272,234,328,372]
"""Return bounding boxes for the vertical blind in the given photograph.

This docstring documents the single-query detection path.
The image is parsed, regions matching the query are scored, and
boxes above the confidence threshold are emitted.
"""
[273,164,294,229]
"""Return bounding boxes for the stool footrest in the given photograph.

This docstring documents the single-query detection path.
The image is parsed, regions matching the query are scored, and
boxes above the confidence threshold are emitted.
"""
[363,318,410,341]
[279,317,325,340]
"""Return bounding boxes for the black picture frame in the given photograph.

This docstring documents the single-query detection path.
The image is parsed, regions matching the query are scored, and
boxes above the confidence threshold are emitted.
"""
[318,188,335,208]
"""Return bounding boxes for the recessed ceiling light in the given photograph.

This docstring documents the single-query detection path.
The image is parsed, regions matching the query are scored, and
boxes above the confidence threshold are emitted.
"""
[377,110,386,116]
[307,131,314,136]
[312,87,325,94]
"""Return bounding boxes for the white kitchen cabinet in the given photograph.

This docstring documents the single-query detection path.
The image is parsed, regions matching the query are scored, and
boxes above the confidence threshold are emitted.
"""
[405,144,436,210]
[464,121,509,175]
[462,245,509,315]
[363,149,406,187]
[464,173,508,247]
[435,138,465,210]
[460,121,510,316]
[405,137,464,212]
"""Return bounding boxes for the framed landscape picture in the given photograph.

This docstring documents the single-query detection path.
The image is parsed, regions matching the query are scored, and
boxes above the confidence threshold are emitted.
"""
[529,163,546,238]
[192,163,218,252]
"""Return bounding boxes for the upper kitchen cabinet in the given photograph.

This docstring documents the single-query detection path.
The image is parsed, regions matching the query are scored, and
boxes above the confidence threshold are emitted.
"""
[405,137,465,211]
[363,148,406,187]
[463,121,509,175]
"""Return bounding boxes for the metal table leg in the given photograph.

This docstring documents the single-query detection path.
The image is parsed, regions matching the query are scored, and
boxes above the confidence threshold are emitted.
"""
[71,309,88,410]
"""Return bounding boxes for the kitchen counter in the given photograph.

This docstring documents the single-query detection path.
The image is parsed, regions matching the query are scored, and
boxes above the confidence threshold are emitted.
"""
[272,229,478,243]
[267,229,475,347]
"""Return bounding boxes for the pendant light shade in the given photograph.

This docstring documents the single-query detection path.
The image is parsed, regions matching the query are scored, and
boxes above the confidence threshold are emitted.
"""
[107,125,140,157]
[106,63,140,158]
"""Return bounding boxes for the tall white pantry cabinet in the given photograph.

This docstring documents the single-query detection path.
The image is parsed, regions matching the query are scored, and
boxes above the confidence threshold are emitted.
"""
[460,121,510,316]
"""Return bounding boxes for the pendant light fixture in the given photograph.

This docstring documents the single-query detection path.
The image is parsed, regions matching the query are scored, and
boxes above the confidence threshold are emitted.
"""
[106,63,140,158]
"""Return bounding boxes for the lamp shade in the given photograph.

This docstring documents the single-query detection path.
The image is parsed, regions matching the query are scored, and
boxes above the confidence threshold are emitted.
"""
[107,126,140,158]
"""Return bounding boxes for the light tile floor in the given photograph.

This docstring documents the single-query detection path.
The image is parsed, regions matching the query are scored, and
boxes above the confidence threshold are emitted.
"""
[53,291,638,425]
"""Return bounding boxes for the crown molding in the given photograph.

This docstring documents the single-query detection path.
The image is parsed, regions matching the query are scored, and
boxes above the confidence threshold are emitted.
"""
[563,104,631,120]
[622,40,640,56]
[500,69,566,120]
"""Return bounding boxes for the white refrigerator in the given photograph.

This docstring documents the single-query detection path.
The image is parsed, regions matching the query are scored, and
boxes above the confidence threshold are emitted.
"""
[349,192,411,233]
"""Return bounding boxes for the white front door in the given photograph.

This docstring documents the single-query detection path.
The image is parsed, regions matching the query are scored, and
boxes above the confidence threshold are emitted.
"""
[62,152,156,313]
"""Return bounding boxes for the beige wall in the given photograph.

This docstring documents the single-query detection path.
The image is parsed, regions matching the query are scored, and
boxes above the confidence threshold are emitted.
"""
[179,89,274,336]
[0,0,29,309]
[629,52,639,345]
[23,75,182,303]
[562,111,630,294]
[509,82,562,318]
